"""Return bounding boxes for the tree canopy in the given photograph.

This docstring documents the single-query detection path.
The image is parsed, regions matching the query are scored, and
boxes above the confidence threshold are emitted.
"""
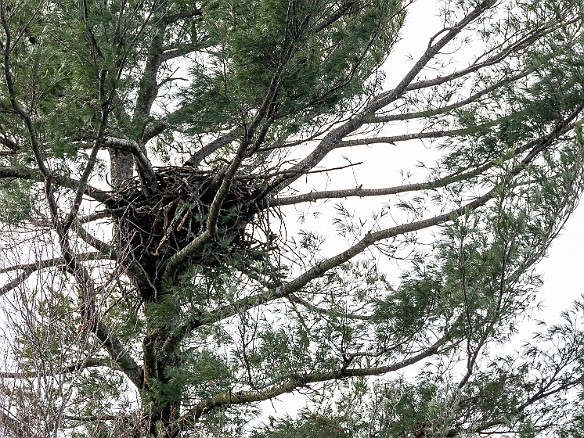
[0,0,583,436]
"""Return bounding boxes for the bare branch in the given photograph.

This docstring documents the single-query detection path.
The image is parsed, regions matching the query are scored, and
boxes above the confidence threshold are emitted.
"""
[133,5,169,134]
[64,414,117,422]
[160,42,207,62]
[72,223,115,256]
[161,7,202,26]
[368,71,529,124]
[0,165,110,203]
[0,166,37,180]
[0,252,107,297]
[0,407,34,437]
[0,358,110,378]
[272,162,492,206]
[183,127,243,167]
[337,127,474,147]
[0,252,106,275]
[287,293,372,321]
[0,270,32,296]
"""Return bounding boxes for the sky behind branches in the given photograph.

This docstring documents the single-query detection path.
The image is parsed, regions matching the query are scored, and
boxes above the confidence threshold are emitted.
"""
[255,0,584,425]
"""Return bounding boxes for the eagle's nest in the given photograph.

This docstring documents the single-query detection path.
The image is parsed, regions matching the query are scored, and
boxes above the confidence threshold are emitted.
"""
[105,167,272,279]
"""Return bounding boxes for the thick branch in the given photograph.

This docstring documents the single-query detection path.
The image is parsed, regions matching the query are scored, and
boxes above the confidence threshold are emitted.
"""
[72,223,115,256]
[133,4,168,134]
[94,321,143,388]
[161,7,202,26]
[183,127,243,167]
[213,193,493,320]
[160,42,207,62]
[104,135,157,186]
[0,270,32,296]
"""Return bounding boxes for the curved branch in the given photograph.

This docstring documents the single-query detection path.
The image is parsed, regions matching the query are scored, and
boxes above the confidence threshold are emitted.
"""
[104,136,157,187]
[134,22,165,125]
[206,191,494,323]
[164,36,300,279]
[39,225,142,387]
[175,335,448,427]
[272,161,492,206]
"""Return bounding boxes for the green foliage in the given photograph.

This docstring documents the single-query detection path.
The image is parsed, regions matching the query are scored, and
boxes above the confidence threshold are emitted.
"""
[177,0,405,137]
[0,0,583,437]
[251,410,351,438]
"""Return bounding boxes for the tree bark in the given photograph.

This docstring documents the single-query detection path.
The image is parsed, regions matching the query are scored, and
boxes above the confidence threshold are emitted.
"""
[109,149,134,187]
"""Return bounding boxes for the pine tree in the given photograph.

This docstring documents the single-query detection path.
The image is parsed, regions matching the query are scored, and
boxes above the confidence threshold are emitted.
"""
[0,0,583,436]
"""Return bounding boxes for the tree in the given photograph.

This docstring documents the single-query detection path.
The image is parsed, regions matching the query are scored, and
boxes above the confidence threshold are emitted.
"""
[0,0,583,436]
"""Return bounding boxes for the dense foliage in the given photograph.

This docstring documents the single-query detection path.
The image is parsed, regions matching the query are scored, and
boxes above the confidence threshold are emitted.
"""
[0,0,583,436]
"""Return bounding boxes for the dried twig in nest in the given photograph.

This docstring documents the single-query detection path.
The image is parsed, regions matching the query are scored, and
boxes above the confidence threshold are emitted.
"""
[105,167,272,278]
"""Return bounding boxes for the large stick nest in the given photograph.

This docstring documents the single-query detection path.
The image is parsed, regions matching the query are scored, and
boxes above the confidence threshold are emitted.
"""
[105,167,270,276]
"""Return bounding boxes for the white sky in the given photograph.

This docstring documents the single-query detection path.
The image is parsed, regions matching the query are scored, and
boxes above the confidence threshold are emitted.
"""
[536,201,584,321]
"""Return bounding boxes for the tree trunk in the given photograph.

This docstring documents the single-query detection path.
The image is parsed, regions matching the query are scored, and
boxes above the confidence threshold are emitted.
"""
[141,352,182,437]
[110,149,134,187]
